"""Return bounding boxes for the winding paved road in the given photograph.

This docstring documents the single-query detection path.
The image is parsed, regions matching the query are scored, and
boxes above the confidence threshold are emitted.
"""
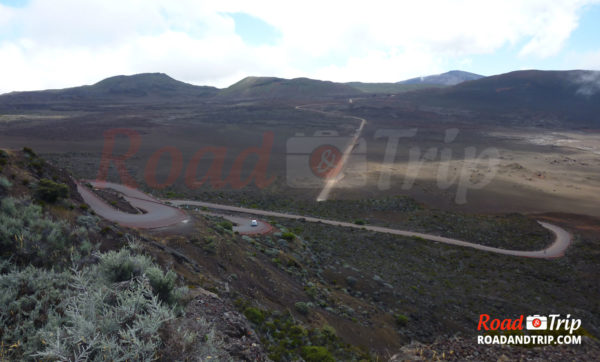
[78,180,572,258]
[77,180,189,229]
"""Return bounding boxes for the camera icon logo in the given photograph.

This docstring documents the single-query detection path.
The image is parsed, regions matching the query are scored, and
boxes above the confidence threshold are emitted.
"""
[286,130,367,188]
[309,144,343,179]
[526,315,548,330]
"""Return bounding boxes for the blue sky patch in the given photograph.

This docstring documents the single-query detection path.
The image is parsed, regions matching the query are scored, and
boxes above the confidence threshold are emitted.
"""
[228,12,280,46]
[0,0,29,8]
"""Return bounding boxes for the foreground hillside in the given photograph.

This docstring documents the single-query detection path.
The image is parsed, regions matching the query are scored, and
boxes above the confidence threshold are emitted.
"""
[0,149,268,360]
[2,148,598,360]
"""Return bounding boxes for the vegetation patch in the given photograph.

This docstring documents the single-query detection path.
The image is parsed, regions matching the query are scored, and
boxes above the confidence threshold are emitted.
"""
[0,242,183,361]
[34,179,69,203]
[0,197,93,267]
[218,220,233,230]
[236,301,371,361]
[0,176,12,190]
[281,231,296,241]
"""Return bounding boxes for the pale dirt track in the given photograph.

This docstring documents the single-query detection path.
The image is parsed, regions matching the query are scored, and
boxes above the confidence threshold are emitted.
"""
[79,180,572,258]
[295,103,367,202]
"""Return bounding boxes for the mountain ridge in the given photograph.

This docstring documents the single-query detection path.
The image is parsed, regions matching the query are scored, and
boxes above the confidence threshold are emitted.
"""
[398,70,484,86]
[0,73,219,103]
[401,69,600,126]
[218,76,362,100]
[2,70,599,113]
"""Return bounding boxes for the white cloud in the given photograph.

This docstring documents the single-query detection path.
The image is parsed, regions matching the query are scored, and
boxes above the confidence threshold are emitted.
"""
[0,0,598,93]
[573,70,600,96]
[573,49,600,70]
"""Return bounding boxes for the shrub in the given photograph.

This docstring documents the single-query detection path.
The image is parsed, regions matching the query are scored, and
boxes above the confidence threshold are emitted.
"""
[34,179,69,203]
[1,244,183,361]
[0,197,88,267]
[321,324,337,339]
[146,266,178,305]
[79,239,93,256]
[301,346,335,362]
[0,265,72,359]
[0,176,12,190]
[219,220,233,230]
[202,237,217,254]
[243,307,265,324]
[76,214,100,232]
[35,267,174,361]
[294,301,310,315]
[22,147,36,157]
[281,232,296,241]
[394,313,409,326]
[29,158,44,173]
[98,248,153,283]
[240,304,370,361]
[354,219,366,225]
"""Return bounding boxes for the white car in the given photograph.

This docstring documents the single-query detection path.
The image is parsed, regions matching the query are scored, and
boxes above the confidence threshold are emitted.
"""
[251,220,258,227]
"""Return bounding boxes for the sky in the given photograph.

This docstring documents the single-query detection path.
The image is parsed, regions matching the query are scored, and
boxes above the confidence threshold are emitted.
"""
[0,0,599,93]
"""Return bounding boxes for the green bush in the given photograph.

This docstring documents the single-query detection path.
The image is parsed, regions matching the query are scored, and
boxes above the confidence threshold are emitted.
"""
[22,147,36,157]
[243,307,265,324]
[239,304,370,361]
[281,232,296,241]
[294,301,310,315]
[301,346,335,362]
[219,220,233,230]
[146,266,178,305]
[98,248,153,283]
[394,313,409,326]
[354,219,366,225]
[34,179,69,203]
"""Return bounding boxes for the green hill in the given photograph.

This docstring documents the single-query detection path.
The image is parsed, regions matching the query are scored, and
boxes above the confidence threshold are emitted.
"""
[0,73,219,104]
[219,76,362,100]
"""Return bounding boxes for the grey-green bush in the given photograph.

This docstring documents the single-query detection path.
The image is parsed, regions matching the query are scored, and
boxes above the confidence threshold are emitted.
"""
[98,248,154,283]
[34,270,174,361]
[0,197,92,267]
[0,176,12,190]
[146,266,178,305]
[1,247,185,361]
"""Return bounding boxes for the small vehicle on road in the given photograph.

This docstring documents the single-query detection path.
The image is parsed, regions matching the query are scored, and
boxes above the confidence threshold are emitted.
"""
[251,220,258,227]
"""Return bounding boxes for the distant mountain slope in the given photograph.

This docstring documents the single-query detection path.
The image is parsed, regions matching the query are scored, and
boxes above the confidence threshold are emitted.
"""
[0,73,218,104]
[407,70,600,126]
[219,76,362,100]
[346,82,444,94]
[398,70,484,86]
[87,73,218,98]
